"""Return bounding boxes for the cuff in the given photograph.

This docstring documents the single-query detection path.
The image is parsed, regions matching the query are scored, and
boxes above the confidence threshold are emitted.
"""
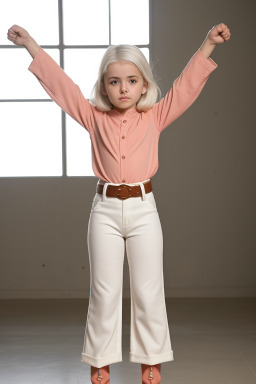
[28,47,46,72]
[196,48,218,71]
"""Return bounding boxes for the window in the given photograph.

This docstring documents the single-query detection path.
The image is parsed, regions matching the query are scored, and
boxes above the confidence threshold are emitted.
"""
[0,0,150,177]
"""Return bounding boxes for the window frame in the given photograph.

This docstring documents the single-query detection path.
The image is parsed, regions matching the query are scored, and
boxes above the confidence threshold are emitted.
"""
[0,0,153,178]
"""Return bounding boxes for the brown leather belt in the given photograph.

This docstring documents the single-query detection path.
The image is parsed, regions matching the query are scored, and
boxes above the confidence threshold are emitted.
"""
[96,180,152,200]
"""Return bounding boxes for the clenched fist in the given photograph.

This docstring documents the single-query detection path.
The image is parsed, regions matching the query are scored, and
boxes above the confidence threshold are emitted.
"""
[207,23,231,44]
[7,24,30,46]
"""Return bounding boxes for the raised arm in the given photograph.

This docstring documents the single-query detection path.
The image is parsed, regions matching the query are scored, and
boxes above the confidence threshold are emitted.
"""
[7,24,95,134]
[152,23,231,134]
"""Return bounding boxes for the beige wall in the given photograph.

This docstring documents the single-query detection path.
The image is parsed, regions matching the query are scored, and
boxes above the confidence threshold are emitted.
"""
[1,0,255,298]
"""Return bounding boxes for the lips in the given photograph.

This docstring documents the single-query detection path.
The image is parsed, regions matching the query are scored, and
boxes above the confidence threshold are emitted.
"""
[120,97,129,100]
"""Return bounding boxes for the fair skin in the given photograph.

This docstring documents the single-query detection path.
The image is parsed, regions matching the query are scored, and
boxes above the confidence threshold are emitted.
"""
[101,60,148,114]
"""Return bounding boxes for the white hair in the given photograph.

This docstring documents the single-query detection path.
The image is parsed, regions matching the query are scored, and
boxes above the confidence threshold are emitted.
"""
[90,44,161,112]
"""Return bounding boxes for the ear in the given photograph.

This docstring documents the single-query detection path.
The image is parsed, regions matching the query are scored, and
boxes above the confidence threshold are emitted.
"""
[141,80,148,95]
[100,81,108,96]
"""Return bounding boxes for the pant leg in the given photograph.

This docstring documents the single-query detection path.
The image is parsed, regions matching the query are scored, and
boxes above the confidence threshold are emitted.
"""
[81,193,125,368]
[124,192,174,365]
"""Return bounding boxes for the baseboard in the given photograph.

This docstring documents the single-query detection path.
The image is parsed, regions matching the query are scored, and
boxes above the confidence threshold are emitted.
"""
[0,286,255,299]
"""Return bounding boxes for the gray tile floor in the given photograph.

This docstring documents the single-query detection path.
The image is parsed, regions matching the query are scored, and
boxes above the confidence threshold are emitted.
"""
[0,298,255,384]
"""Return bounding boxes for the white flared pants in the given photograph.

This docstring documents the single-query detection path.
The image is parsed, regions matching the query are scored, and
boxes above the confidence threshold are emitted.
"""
[81,179,174,368]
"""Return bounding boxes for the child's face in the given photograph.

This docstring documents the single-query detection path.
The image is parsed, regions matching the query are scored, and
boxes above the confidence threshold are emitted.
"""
[101,60,147,114]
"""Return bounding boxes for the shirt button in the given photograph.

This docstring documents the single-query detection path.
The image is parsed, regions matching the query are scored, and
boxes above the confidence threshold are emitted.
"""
[122,136,125,139]
[122,155,125,159]
[122,179,126,182]
[123,120,127,123]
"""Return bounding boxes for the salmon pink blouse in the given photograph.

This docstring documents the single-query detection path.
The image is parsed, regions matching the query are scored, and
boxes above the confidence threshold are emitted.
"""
[28,48,218,184]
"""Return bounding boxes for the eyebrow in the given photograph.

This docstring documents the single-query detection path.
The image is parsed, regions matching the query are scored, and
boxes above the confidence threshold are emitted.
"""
[107,75,139,80]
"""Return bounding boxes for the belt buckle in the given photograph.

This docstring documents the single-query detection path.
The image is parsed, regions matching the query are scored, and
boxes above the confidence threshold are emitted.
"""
[116,184,132,200]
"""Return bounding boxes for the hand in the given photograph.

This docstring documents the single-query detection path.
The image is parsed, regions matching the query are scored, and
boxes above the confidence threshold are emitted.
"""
[7,24,31,46]
[207,23,231,45]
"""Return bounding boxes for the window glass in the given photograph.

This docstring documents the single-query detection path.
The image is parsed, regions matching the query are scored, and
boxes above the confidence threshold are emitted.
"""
[63,0,109,45]
[0,102,62,176]
[111,0,149,44]
[140,48,149,63]
[66,115,94,176]
[0,0,59,45]
[64,48,107,99]
[0,49,59,99]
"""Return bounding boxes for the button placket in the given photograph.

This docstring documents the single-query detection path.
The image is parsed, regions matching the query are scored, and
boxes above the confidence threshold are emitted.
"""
[120,118,128,184]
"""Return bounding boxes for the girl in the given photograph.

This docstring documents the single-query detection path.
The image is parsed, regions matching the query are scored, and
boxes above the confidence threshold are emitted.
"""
[7,22,231,384]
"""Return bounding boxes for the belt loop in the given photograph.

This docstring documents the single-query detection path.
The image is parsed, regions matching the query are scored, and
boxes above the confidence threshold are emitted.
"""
[138,182,146,201]
[102,183,109,202]
[96,180,99,194]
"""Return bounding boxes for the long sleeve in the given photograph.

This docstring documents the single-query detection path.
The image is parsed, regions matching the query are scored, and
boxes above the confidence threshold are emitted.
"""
[28,47,95,134]
[152,48,218,134]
